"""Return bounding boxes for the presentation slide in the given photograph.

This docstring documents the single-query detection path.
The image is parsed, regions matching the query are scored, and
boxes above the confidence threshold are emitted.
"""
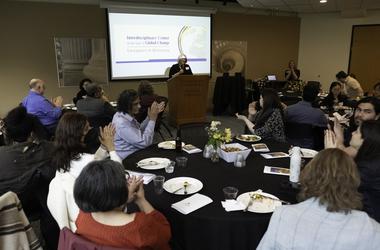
[107,11,211,80]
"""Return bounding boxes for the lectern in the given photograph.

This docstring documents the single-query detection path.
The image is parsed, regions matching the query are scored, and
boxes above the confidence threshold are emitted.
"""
[167,75,209,127]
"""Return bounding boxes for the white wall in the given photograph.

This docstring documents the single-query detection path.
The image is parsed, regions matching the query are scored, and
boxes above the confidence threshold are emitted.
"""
[298,10,380,91]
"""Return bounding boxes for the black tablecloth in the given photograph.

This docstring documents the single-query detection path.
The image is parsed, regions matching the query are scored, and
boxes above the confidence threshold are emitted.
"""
[123,139,297,250]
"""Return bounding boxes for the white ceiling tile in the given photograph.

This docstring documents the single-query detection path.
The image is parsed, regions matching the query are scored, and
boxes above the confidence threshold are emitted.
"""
[363,0,380,10]
[337,0,362,10]
[257,0,285,7]
[291,4,315,12]
[284,0,311,4]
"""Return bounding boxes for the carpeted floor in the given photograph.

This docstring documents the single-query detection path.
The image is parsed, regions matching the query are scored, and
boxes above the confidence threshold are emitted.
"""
[153,113,246,143]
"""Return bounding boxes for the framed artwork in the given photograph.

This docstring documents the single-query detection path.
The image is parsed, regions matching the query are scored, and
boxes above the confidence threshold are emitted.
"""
[54,37,108,87]
[212,40,247,81]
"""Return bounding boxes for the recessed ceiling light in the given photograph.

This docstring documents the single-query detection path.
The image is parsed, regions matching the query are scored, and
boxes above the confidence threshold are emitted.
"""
[320,0,327,3]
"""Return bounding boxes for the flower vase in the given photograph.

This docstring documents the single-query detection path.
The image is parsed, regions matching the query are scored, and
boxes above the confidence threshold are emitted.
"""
[210,146,220,163]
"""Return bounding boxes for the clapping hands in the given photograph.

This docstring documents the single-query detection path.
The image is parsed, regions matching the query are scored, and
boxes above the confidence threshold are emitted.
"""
[235,113,247,121]
[324,118,344,149]
[52,96,63,107]
[126,175,144,203]
[248,102,258,116]
[99,123,116,151]
[148,101,165,121]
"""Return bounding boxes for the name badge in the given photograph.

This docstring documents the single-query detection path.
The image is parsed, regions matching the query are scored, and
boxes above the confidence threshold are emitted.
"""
[185,67,189,70]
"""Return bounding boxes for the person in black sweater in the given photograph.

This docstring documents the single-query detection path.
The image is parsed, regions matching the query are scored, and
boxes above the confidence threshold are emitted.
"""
[169,54,193,79]
[73,78,92,104]
[320,81,347,110]
[0,106,59,250]
[353,121,380,223]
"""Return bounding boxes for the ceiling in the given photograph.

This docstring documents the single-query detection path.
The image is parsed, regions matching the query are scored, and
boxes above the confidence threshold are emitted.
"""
[205,0,380,13]
[15,0,380,14]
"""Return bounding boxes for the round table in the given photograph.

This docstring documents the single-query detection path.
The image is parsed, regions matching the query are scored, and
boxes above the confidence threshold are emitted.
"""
[123,139,298,250]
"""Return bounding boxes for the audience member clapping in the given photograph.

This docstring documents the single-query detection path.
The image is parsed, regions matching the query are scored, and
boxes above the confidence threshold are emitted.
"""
[326,120,380,223]
[47,112,121,231]
[135,80,167,123]
[22,78,63,135]
[112,89,165,159]
[236,88,285,142]
[258,148,380,249]
[74,160,171,250]
[76,82,115,122]
[73,78,92,104]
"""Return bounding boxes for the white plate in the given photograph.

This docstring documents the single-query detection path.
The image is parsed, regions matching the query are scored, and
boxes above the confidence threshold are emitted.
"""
[163,177,203,195]
[136,157,170,170]
[289,148,318,158]
[158,141,185,150]
[237,191,282,213]
[236,134,261,143]
[300,148,318,158]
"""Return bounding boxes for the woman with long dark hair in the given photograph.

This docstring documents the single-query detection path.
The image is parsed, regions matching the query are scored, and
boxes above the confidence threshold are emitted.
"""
[47,112,121,231]
[258,148,380,249]
[326,120,380,222]
[236,88,285,142]
[320,81,347,109]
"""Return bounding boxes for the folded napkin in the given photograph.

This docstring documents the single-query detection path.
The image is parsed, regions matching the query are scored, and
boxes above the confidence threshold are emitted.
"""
[182,144,202,154]
[260,152,289,159]
[171,193,213,215]
[125,170,156,184]
[221,199,245,212]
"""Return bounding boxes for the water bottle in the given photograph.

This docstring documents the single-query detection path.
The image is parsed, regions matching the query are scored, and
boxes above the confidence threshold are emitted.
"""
[175,129,182,153]
[289,147,301,185]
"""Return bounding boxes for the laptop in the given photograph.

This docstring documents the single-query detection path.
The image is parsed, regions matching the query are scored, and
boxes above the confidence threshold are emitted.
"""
[267,75,277,81]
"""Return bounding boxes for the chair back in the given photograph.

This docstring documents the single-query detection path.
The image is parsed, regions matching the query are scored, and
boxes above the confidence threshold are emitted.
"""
[58,227,134,250]
[285,122,325,150]
[87,115,111,129]
[179,122,209,147]
[0,192,42,250]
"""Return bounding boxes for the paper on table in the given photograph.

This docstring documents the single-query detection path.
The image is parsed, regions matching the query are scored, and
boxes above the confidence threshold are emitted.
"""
[125,170,156,184]
[263,166,290,176]
[182,144,202,154]
[221,199,245,212]
[261,152,289,159]
[171,193,213,215]
[252,143,270,152]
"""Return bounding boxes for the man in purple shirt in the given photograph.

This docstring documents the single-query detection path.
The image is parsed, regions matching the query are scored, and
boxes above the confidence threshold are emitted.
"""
[22,79,63,133]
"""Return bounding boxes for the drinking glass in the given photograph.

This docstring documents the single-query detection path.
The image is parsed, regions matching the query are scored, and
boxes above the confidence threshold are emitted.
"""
[176,156,188,167]
[153,175,165,194]
[234,153,246,167]
[203,145,212,158]
[165,161,175,173]
[223,186,239,200]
